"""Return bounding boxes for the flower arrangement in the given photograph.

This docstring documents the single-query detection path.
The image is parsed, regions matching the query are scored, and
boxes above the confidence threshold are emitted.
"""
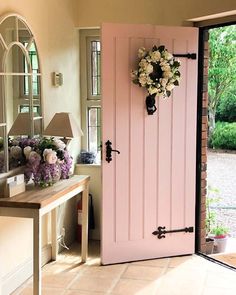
[131,45,181,114]
[8,137,40,169]
[9,137,72,187]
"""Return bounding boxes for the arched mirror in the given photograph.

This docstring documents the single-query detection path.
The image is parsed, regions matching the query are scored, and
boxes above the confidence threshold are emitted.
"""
[0,14,42,173]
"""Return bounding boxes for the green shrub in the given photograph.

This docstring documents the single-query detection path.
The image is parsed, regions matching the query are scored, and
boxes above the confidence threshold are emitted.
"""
[216,93,236,123]
[211,122,236,150]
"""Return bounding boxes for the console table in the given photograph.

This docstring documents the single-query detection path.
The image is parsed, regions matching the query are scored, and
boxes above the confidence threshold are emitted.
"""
[0,175,90,295]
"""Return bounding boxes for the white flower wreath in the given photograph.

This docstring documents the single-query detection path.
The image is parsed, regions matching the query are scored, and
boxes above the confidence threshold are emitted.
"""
[131,45,181,98]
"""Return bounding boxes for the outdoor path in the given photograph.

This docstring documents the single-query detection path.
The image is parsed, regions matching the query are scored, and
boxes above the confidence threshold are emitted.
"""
[207,150,236,237]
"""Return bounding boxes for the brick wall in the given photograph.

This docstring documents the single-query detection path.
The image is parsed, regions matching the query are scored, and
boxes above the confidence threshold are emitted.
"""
[199,31,209,253]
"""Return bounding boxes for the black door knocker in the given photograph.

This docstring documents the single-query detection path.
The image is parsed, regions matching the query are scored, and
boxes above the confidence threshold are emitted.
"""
[146,93,157,115]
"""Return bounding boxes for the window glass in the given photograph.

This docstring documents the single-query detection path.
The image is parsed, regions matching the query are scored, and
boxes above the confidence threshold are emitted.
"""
[23,42,39,96]
[20,105,40,114]
[90,40,101,97]
[88,107,101,153]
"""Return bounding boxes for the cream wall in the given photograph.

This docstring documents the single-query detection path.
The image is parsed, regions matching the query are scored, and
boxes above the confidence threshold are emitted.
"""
[76,0,236,27]
[0,0,80,290]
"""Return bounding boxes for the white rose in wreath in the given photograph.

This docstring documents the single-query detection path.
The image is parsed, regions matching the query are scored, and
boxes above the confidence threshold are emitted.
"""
[150,50,161,62]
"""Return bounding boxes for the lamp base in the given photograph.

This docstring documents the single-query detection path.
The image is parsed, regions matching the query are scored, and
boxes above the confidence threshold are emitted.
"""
[61,137,72,146]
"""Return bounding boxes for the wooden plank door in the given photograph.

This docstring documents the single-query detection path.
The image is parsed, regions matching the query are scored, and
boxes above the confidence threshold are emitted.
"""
[101,23,198,265]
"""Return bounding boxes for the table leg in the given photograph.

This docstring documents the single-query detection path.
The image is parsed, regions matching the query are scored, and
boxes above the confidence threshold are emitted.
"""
[33,210,42,295]
[81,185,89,262]
[51,208,58,260]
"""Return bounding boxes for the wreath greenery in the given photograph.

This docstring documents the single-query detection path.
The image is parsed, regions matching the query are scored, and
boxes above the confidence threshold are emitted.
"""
[131,45,181,98]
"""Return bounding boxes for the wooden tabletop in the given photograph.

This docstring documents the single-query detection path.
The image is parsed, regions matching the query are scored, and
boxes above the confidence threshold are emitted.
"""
[0,175,90,209]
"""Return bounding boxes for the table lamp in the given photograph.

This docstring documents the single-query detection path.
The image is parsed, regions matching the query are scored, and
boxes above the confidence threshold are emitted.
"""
[43,112,83,144]
[8,113,42,136]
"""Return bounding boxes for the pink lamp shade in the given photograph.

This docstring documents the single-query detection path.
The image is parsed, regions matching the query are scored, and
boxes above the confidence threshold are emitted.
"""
[43,112,83,138]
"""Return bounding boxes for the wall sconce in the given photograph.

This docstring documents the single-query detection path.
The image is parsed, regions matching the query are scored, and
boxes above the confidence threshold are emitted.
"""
[52,72,63,87]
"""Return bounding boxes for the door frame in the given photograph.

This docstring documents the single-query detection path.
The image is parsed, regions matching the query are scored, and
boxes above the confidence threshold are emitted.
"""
[195,19,236,257]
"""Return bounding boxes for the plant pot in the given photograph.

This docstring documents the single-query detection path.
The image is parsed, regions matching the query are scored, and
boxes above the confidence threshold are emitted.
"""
[214,236,228,253]
[206,237,214,254]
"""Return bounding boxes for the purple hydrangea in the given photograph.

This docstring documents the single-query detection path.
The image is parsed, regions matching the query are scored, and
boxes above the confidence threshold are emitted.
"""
[23,137,72,187]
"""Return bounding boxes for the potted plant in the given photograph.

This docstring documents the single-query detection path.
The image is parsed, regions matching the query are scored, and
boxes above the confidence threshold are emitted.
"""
[205,186,220,254]
[211,225,229,253]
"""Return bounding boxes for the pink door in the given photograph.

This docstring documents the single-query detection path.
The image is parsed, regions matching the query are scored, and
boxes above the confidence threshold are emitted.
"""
[102,23,198,264]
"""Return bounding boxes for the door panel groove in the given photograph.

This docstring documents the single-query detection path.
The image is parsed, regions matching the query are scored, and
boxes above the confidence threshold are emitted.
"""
[128,36,131,241]
[183,40,189,226]
[113,36,117,243]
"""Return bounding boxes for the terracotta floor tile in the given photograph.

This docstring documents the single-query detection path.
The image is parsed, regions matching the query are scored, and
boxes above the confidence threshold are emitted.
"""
[111,278,157,295]
[205,272,236,288]
[168,255,194,267]
[164,264,207,281]
[64,291,106,295]
[131,258,169,268]
[84,257,101,266]
[69,275,116,292]
[122,265,164,281]
[202,286,236,295]
[157,278,203,295]
[43,261,86,274]
[82,263,127,278]
[12,287,65,295]
[41,272,77,288]
[9,241,236,295]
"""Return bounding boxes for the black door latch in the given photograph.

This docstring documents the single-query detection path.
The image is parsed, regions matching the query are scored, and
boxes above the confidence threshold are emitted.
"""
[105,140,120,163]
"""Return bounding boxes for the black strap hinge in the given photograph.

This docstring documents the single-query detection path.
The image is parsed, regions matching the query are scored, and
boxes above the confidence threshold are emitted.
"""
[173,53,197,60]
[152,226,194,239]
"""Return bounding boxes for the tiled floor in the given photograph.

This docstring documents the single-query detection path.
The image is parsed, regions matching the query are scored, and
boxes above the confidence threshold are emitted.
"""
[12,241,236,295]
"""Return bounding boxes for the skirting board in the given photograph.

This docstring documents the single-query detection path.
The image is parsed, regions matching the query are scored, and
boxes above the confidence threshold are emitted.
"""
[1,244,52,295]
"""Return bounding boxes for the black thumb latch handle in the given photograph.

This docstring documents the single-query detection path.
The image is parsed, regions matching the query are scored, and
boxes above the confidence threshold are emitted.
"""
[105,140,120,163]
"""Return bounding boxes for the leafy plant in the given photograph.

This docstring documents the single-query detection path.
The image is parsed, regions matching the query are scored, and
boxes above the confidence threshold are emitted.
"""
[211,225,229,238]
[206,186,221,236]
[211,122,236,150]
